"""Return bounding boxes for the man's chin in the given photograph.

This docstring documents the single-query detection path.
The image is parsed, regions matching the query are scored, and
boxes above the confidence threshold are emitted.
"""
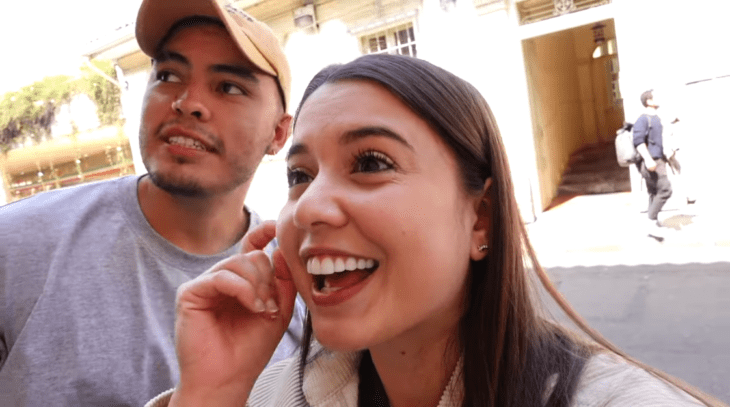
[148,172,209,198]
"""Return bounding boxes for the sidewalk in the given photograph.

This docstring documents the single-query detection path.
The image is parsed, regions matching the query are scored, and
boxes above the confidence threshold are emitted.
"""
[526,192,730,268]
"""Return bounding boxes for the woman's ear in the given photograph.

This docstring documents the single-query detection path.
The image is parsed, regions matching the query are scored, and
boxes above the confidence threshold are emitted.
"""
[470,178,493,261]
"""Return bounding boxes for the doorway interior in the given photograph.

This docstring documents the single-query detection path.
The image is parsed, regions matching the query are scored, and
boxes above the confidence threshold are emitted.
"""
[522,18,628,211]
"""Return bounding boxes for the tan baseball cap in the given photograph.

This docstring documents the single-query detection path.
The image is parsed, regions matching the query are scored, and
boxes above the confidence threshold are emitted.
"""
[135,0,291,110]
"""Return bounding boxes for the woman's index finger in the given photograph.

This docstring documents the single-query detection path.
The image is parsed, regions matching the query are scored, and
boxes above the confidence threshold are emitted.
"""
[241,220,277,253]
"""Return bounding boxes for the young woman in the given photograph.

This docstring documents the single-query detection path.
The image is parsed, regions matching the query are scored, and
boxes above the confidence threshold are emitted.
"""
[149,54,724,407]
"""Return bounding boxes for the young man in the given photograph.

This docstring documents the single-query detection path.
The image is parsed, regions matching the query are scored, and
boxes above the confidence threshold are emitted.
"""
[0,0,305,405]
[633,89,672,240]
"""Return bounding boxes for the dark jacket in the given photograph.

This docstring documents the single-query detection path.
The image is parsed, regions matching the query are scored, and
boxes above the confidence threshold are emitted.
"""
[632,114,664,159]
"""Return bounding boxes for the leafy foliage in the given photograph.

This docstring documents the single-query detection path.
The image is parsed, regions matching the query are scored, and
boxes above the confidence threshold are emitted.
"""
[0,60,122,152]
[80,60,122,127]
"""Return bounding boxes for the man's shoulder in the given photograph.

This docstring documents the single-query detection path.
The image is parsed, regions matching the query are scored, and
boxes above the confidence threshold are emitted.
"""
[0,176,137,229]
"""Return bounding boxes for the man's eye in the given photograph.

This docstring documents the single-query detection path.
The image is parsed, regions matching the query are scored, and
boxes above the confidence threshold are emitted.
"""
[287,168,312,187]
[220,82,245,95]
[156,71,181,83]
[353,150,395,173]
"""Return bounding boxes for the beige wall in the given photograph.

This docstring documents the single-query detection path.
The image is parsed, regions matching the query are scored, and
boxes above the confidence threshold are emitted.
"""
[524,30,585,209]
[575,20,624,144]
[589,54,624,143]
[572,21,617,145]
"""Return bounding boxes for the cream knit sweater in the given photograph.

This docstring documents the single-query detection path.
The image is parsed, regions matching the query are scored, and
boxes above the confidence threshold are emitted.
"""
[147,349,704,406]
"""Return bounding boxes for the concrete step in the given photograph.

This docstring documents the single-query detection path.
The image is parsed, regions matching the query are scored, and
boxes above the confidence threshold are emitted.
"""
[556,142,630,196]
[558,180,631,195]
[560,168,628,184]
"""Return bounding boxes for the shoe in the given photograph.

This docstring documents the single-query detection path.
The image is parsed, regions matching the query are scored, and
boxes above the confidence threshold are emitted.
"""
[646,219,666,241]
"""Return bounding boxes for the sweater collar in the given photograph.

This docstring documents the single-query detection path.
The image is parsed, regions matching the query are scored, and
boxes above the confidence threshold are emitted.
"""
[302,347,464,407]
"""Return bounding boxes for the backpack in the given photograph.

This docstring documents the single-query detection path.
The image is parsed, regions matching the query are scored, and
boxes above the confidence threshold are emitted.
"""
[614,115,651,167]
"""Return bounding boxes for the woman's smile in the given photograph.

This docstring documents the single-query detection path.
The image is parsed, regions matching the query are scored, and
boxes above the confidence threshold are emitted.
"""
[305,253,379,306]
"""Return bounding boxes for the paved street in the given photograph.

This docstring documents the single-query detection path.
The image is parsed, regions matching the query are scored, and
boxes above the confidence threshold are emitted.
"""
[546,262,730,404]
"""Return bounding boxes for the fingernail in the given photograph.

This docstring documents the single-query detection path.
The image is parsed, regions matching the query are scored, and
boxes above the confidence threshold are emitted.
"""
[254,298,266,313]
[266,298,279,313]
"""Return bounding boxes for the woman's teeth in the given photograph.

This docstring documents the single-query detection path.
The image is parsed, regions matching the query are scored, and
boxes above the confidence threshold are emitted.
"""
[307,256,376,275]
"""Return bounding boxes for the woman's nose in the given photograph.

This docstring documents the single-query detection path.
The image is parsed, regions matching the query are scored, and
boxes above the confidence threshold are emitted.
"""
[292,172,348,230]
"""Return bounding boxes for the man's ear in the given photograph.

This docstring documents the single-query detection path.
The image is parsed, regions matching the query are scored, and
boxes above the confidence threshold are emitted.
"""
[267,113,293,155]
[470,177,493,261]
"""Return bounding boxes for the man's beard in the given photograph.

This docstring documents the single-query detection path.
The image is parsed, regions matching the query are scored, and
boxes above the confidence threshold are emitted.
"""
[147,169,210,198]
[145,160,257,198]
[144,155,258,198]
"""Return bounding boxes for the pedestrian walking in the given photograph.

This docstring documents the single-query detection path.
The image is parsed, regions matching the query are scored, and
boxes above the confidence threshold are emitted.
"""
[633,89,672,240]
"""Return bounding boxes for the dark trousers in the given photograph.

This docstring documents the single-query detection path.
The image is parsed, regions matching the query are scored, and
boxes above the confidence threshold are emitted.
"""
[638,158,672,220]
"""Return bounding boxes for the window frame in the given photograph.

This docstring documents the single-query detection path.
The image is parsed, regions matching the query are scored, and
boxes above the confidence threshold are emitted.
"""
[359,21,418,57]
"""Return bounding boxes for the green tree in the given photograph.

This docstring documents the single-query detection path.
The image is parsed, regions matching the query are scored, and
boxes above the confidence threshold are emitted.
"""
[0,60,122,153]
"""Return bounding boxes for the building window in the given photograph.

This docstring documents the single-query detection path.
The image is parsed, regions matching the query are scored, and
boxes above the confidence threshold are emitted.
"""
[361,23,417,57]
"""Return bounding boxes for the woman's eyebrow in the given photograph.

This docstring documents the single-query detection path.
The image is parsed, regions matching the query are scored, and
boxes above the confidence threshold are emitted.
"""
[286,143,308,161]
[340,126,414,150]
[286,126,414,161]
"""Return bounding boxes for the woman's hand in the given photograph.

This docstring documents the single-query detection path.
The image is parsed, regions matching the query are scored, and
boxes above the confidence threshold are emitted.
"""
[169,221,297,407]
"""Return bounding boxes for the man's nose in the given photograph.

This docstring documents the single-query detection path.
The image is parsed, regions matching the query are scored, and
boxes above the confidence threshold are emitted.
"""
[171,88,211,120]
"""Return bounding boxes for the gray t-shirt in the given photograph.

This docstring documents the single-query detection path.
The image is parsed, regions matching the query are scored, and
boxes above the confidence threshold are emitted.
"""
[0,175,305,406]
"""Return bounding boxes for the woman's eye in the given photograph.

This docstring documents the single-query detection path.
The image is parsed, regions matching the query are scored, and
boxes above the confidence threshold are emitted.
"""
[156,71,181,83]
[287,168,312,187]
[353,150,395,173]
[220,82,245,95]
